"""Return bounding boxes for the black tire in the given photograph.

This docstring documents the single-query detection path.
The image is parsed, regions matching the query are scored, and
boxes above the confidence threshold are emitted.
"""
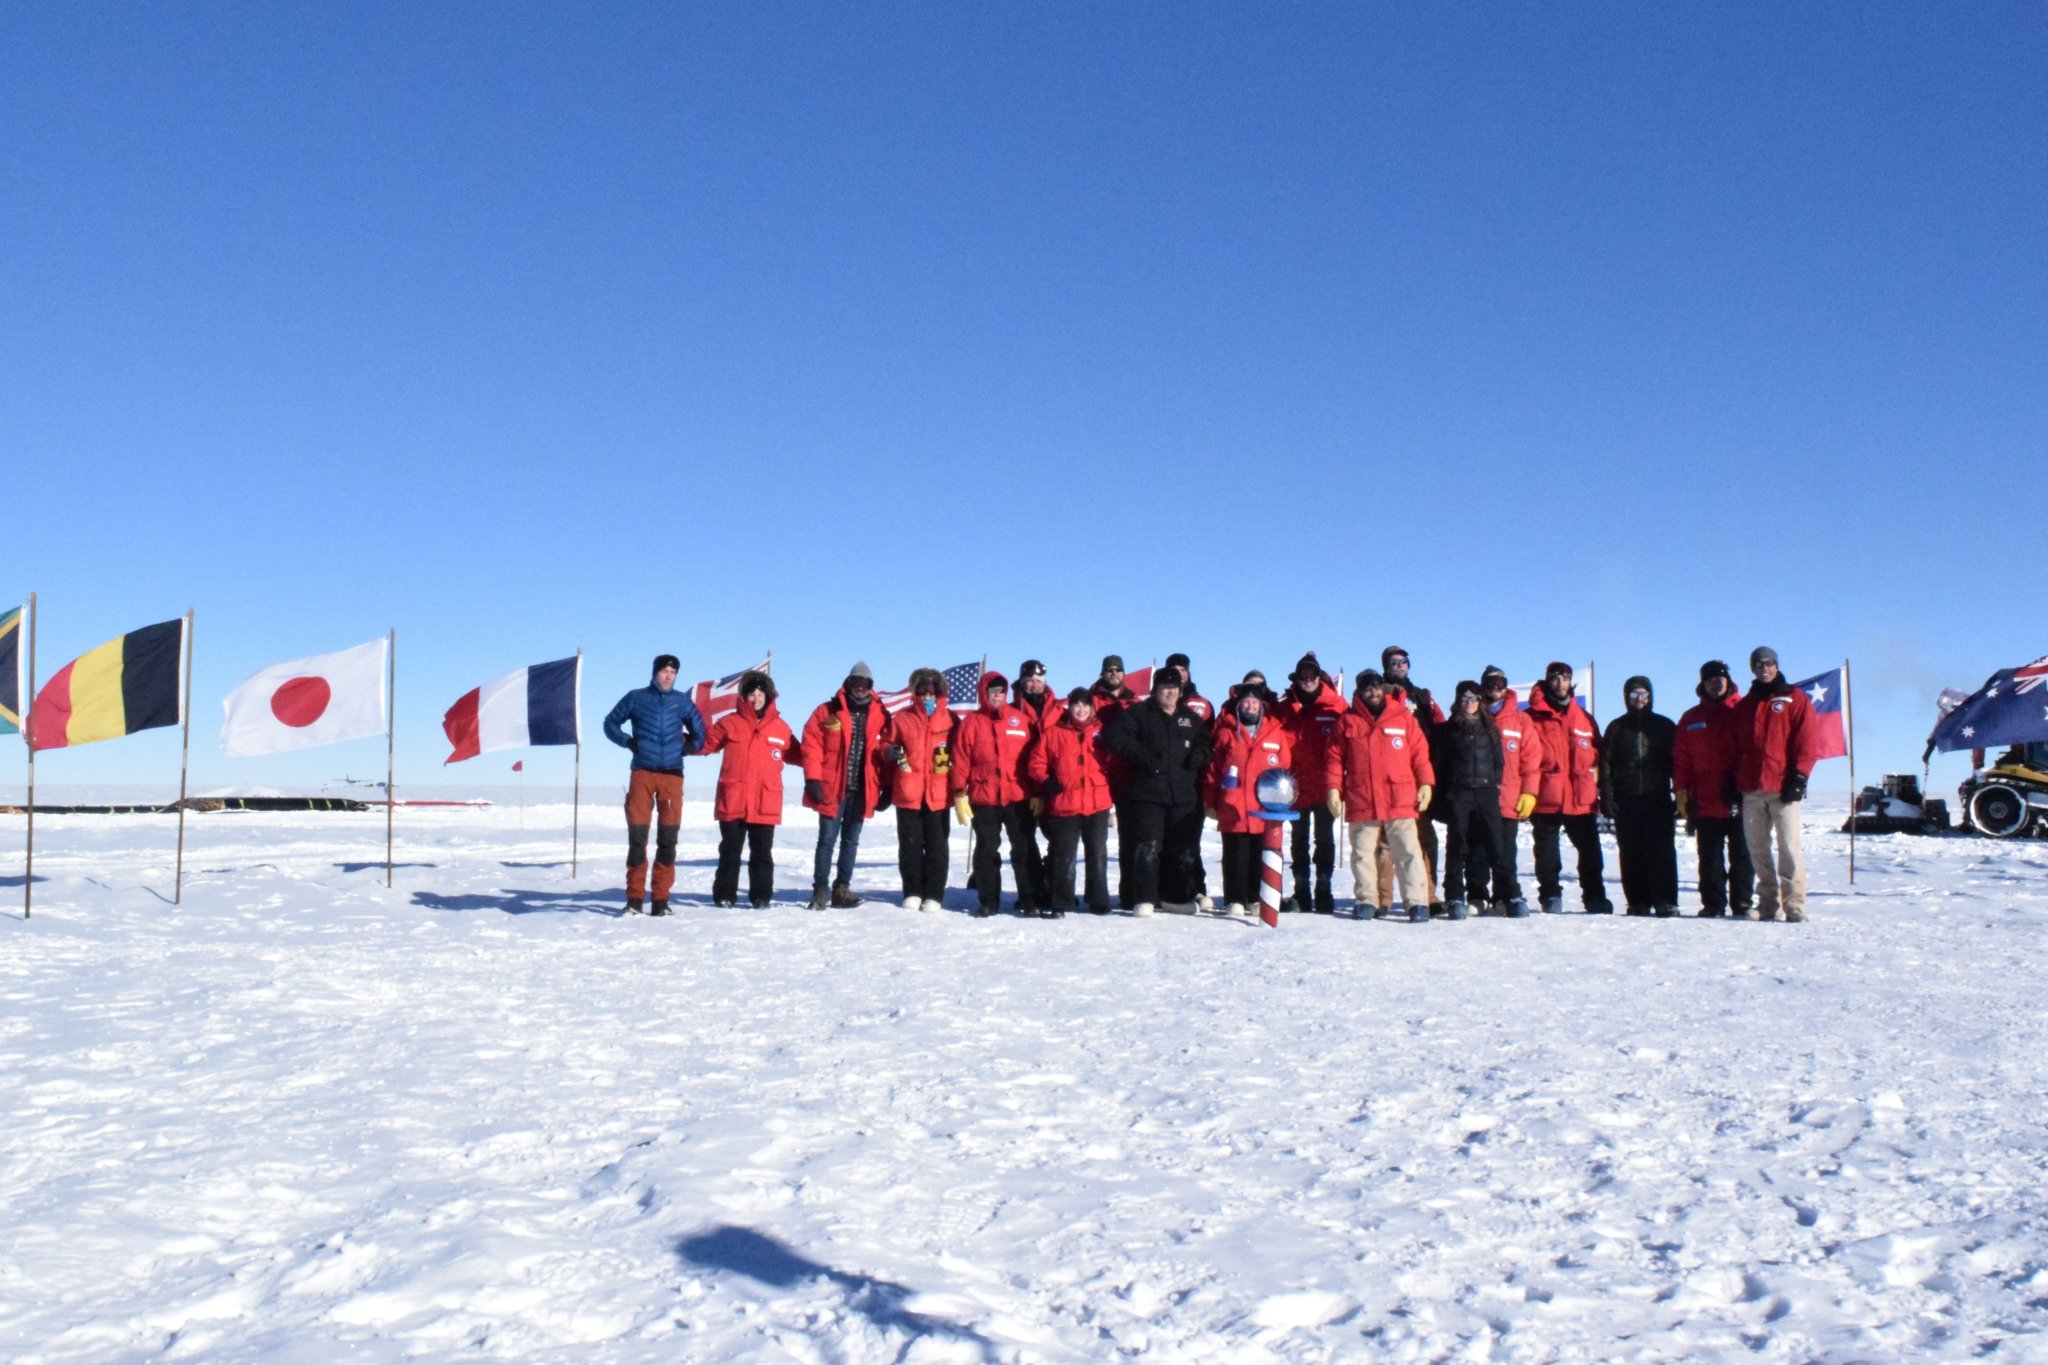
[1968,783,2031,839]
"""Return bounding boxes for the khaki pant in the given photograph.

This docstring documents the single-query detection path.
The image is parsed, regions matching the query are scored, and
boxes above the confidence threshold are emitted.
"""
[1349,819,1427,909]
[1741,791,1806,916]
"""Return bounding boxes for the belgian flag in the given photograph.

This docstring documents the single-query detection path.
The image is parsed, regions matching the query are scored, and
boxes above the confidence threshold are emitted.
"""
[31,618,187,751]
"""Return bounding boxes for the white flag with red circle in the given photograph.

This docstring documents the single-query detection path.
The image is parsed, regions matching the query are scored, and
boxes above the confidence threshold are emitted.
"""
[221,638,389,756]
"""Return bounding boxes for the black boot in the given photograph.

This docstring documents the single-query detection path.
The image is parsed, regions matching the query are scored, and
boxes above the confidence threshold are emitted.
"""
[1315,879,1336,914]
[830,883,863,908]
[649,899,670,917]
[625,898,643,914]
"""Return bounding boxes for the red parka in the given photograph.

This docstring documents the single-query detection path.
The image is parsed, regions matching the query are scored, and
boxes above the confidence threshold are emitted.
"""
[1204,710,1296,833]
[1489,691,1545,820]
[1734,682,1820,793]
[880,701,955,811]
[800,688,892,819]
[1327,696,1435,822]
[1276,677,1347,813]
[1025,711,1114,817]
[1672,689,1745,818]
[1010,683,1061,735]
[950,673,1038,806]
[1525,688,1601,816]
[699,699,798,824]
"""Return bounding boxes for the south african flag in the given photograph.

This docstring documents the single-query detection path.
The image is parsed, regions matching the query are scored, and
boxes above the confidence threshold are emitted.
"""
[0,605,21,737]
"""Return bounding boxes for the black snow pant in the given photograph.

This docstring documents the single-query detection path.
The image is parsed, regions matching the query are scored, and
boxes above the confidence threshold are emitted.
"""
[1221,831,1264,907]
[1613,793,1680,911]
[1289,804,1336,911]
[970,801,1044,910]
[1531,811,1607,909]
[714,820,776,905]
[1693,815,1755,915]
[1126,801,1203,908]
[1440,788,1510,906]
[895,806,950,903]
[1046,810,1111,912]
[1469,815,1527,907]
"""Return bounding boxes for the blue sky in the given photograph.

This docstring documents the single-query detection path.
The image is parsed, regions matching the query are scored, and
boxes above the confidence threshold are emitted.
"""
[5,1,2042,794]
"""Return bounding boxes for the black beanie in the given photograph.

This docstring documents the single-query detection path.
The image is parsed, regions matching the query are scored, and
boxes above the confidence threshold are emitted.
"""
[1165,652,1191,671]
[1292,652,1321,682]
[653,653,680,674]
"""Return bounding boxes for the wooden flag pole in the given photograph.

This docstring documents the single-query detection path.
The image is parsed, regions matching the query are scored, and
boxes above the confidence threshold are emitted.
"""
[385,628,396,888]
[174,609,194,905]
[1844,657,1856,885]
[571,647,582,878]
[23,592,35,919]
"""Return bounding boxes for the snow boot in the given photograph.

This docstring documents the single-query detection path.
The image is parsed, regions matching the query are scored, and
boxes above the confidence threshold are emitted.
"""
[1540,896,1565,914]
[650,899,671,917]
[625,898,643,915]
[831,884,863,908]
[1088,903,1111,915]
[1626,905,1651,917]
[712,897,737,909]
[975,903,999,918]
[1654,903,1679,918]
[901,895,922,912]
[1586,898,1615,915]
[1698,905,1724,918]
[1445,900,1468,921]
[1505,898,1530,918]
[1315,878,1336,915]
[1407,903,1429,924]
[1132,902,1156,918]
[1783,907,1807,923]
[808,889,830,911]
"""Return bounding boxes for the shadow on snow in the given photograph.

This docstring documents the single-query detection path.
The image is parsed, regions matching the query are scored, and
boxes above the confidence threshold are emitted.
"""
[675,1224,992,1355]
[411,888,624,916]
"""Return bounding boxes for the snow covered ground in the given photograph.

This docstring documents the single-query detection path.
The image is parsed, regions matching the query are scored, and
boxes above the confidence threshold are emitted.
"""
[3,792,2045,1362]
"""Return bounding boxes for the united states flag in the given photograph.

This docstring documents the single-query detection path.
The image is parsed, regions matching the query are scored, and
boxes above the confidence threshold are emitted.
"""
[691,657,769,724]
[879,660,983,714]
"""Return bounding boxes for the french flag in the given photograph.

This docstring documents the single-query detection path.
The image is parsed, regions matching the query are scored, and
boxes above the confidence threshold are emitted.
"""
[443,656,581,764]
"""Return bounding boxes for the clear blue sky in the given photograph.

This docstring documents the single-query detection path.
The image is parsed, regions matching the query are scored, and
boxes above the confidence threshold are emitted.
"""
[5,1,2042,794]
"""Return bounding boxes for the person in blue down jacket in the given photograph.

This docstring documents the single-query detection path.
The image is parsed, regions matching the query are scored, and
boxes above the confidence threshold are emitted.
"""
[603,653,707,915]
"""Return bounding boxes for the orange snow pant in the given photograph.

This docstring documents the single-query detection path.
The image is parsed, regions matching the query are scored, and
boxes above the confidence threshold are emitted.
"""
[625,769,683,901]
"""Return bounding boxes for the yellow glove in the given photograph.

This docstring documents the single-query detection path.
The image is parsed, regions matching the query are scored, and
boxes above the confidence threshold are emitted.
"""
[1514,793,1537,820]
[1028,797,1045,817]
[1326,788,1344,819]
[1674,791,1690,820]
[952,794,972,826]
[1416,784,1433,813]
[821,717,842,732]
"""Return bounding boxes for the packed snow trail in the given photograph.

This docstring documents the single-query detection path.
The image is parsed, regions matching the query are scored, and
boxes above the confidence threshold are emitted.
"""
[2,798,2044,1361]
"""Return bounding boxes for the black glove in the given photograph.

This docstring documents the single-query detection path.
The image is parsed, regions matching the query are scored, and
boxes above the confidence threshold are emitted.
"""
[874,787,891,812]
[1409,687,1432,715]
[803,778,826,805]
[1780,770,1807,803]
[1039,777,1062,795]
[1722,773,1740,807]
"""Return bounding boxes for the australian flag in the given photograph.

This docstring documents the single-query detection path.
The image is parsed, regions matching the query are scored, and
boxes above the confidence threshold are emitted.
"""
[1926,654,2048,754]
[1791,667,1849,761]
[879,660,984,714]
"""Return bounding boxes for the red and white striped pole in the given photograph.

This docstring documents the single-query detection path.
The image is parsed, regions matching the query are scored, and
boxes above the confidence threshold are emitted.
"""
[1258,818,1286,927]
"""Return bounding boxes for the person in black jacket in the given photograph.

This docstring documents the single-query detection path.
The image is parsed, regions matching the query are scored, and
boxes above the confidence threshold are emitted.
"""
[1432,681,1516,919]
[1601,674,1680,915]
[1101,667,1211,915]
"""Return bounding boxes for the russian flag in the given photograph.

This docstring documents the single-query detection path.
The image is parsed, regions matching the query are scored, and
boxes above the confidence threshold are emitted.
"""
[443,656,581,764]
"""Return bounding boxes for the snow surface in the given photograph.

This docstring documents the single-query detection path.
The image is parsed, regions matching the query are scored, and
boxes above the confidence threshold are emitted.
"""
[3,794,2046,1362]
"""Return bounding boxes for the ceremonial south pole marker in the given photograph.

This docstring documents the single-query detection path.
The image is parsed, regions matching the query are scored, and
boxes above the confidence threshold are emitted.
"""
[1252,768,1300,928]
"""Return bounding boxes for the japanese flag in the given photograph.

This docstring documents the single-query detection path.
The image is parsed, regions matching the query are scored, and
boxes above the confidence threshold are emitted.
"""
[221,638,388,756]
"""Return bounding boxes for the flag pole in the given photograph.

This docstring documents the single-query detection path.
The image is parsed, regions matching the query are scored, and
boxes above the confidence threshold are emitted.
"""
[385,628,396,888]
[174,608,194,905]
[23,592,35,919]
[571,647,582,878]
[1844,657,1856,885]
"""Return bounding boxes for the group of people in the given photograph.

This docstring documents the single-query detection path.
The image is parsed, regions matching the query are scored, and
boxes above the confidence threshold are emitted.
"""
[601,645,1825,923]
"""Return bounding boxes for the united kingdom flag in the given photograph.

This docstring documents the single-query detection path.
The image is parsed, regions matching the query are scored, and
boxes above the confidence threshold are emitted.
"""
[1928,653,2048,753]
[690,657,770,724]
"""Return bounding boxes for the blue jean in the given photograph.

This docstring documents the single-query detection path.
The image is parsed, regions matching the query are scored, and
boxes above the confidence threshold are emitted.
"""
[812,810,864,892]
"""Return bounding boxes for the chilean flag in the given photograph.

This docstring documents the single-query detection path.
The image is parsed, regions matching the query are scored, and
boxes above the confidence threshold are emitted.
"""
[1792,666,1850,761]
[443,656,580,764]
